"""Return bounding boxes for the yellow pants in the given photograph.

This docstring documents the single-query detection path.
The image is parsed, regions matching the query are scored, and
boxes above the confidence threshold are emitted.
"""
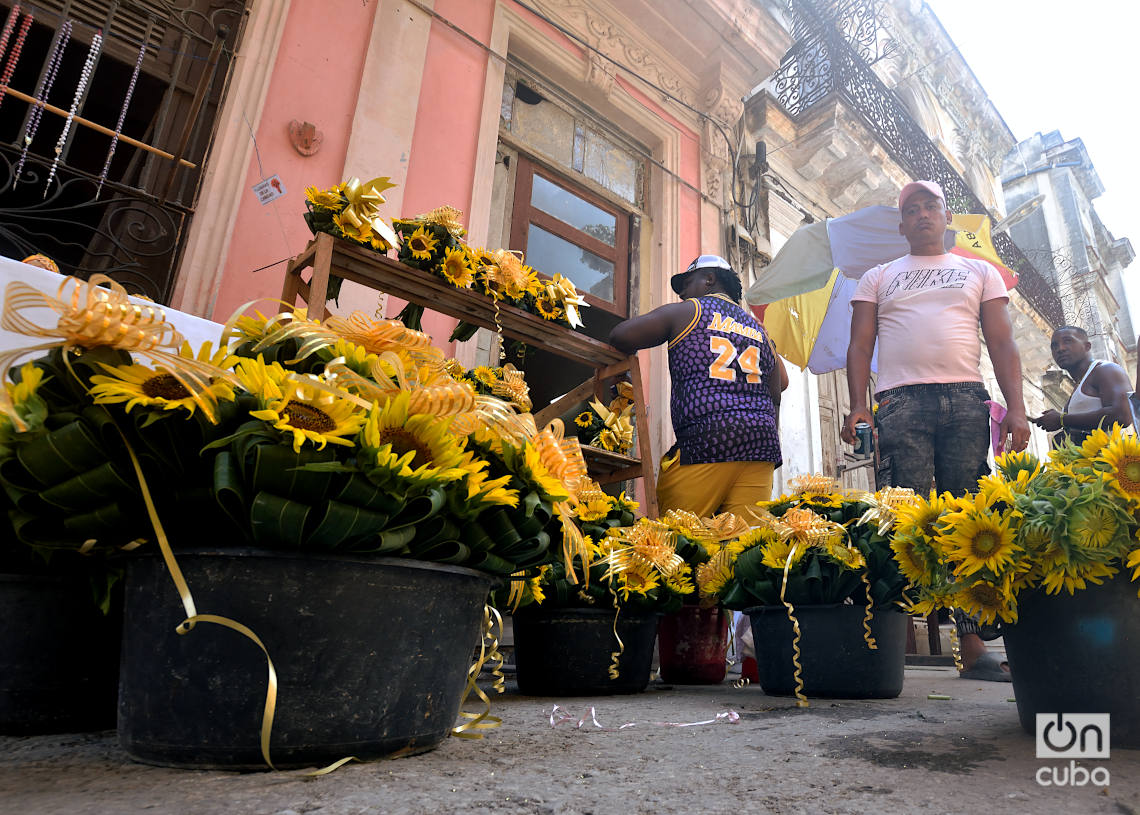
[655,458,775,520]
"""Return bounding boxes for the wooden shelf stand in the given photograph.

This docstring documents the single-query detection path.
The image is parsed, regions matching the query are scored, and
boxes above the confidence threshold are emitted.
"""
[281,232,658,517]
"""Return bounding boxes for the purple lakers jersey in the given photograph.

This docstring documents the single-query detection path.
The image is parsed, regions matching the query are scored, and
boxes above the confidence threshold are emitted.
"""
[667,294,781,466]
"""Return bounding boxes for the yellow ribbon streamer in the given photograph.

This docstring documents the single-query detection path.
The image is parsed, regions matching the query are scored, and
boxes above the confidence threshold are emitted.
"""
[779,539,809,708]
[119,428,278,770]
[452,604,504,739]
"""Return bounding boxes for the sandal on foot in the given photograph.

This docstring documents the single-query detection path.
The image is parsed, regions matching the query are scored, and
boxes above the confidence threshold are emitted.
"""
[959,653,1011,682]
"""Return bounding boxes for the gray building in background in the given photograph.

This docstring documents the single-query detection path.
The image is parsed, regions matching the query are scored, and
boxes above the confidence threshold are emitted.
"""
[1002,131,1136,371]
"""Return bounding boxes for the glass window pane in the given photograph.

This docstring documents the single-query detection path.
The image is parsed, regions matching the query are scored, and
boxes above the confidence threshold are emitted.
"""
[527,224,615,302]
[512,99,575,169]
[530,175,616,246]
[583,129,639,205]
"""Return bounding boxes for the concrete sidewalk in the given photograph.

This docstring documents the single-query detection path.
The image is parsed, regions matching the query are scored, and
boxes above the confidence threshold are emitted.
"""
[2,667,1136,815]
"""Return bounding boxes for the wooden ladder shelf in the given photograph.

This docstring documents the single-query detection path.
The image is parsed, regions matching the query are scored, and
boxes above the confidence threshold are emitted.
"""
[281,232,658,517]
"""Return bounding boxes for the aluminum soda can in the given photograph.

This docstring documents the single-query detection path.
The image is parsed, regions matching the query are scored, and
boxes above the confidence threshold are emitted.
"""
[853,421,873,458]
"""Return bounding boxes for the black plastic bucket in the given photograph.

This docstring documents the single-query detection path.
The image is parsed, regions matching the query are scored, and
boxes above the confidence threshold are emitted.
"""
[747,604,907,699]
[513,607,659,695]
[118,549,492,769]
[0,573,119,734]
[1004,571,1140,748]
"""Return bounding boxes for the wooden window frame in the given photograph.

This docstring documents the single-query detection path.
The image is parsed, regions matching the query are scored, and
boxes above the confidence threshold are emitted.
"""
[509,155,631,318]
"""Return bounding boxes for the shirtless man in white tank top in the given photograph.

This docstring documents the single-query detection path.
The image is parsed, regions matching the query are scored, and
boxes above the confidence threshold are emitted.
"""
[1032,326,1133,445]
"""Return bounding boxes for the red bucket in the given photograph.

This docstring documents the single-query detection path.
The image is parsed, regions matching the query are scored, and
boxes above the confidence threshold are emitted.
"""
[658,605,729,684]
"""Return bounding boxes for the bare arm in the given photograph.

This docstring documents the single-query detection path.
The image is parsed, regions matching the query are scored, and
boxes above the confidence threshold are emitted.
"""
[841,301,877,444]
[980,298,1030,452]
[608,301,697,354]
[1034,363,1134,431]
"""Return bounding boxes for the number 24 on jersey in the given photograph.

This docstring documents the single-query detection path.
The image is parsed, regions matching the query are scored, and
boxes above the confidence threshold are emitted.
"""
[708,336,763,383]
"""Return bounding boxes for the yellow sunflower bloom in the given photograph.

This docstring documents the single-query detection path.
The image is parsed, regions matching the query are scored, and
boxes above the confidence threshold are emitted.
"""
[91,361,235,417]
[952,578,1016,625]
[535,293,563,321]
[822,542,866,570]
[1067,502,1120,550]
[440,246,475,288]
[575,497,613,523]
[333,211,373,244]
[891,532,932,584]
[618,563,660,599]
[760,538,806,570]
[893,492,952,541]
[574,411,593,429]
[1128,547,1140,579]
[248,373,366,453]
[405,226,439,260]
[521,441,571,502]
[5,362,45,409]
[943,510,1019,578]
[697,548,735,599]
[472,366,497,388]
[305,185,344,209]
[1097,434,1140,507]
[361,392,470,485]
[664,563,696,595]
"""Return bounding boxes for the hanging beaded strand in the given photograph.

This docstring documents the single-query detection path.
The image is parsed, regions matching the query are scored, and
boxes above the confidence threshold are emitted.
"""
[0,5,21,71]
[45,28,101,198]
[0,7,34,114]
[14,20,71,187]
[96,37,146,199]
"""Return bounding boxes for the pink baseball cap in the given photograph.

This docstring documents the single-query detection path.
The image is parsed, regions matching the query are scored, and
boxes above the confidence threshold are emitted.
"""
[898,180,945,211]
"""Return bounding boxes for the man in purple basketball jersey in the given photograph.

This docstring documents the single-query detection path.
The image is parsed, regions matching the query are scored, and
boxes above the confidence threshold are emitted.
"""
[610,255,786,517]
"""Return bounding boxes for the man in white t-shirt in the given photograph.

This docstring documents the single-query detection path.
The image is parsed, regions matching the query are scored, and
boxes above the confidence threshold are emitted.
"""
[841,179,1030,681]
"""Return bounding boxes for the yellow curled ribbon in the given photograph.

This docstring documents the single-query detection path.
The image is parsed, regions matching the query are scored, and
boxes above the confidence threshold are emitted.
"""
[452,604,504,739]
[340,176,399,248]
[0,274,235,428]
[779,538,809,708]
[589,399,633,453]
[543,274,588,329]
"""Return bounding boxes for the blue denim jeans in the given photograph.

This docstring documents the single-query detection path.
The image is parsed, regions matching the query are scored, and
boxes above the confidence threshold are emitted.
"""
[874,382,991,497]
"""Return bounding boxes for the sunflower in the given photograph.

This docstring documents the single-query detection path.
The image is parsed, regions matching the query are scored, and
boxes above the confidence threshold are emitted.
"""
[1041,560,1117,596]
[664,563,695,595]
[575,497,613,523]
[1066,502,1119,550]
[822,542,866,571]
[891,532,932,584]
[440,246,475,288]
[461,457,519,508]
[893,492,951,541]
[1097,434,1140,507]
[305,185,344,209]
[943,510,1018,578]
[574,411,594,429]
[0,362,49,439]
[952,578,1016,625]
[995,449,1041,481]
[697,548,735,599]
[405,226,439,260]
[760,537,806,570]
[322,338,379,377]
[534,293,563,321]
[1077,426,1114,462]
[248,373,366,453]
[333,211,372,244]
[617,563,660,599]
[466,367,494,389]
[91,361,234,418]
[1126,547,1140,587]
[521,441,570,501]
[361,392,470,485]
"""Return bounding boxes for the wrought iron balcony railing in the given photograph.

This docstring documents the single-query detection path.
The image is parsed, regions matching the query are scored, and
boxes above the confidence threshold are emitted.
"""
[771,6,1065,328]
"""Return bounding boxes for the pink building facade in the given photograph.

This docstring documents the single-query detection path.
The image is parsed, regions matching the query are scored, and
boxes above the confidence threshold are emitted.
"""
[174,0,788,478]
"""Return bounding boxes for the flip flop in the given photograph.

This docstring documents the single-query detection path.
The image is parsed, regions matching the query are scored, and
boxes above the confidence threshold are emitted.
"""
[959,652,1011,682]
